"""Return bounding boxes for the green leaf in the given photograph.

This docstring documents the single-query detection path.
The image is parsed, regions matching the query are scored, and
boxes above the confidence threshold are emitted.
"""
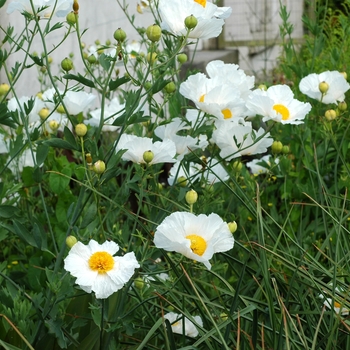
[0,340,24,350]
[36,143,49,166]
[49,167,72,194]
[44,138,79,151]
[81,202,97,229]
[0,205,19,218]
[98,53,111,71]
[109,76,130,91]
[0,0,7,9]
[63,125,78,149]
[13,220,38,247]
[62,73,95,88]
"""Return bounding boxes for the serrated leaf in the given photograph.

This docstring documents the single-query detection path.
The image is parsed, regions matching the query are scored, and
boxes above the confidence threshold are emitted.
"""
[63,73,95,88]
[109,76,130,91]
[99,53,111,71]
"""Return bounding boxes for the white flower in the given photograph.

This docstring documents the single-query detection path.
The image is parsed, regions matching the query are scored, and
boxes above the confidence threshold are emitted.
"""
[246,155,279,175]
[246,85,312,124]
[158,0,231,40]
[212,120,273,160]
[64,239,140,299]
[7,0,73,17]
[126,40,145,59]
[319,286,349,316]
[155,118,208,160]
[63,91,96,116]
[299,71,350,104]
[164,312,203,338]
[137,0,151,14]
[7,147,36,175]
[154,211,234,269]
[115,134,177,164]
[192,157,229,184]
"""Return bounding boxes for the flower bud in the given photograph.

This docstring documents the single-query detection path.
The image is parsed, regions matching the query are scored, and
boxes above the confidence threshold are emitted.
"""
[114,28,127,43]
[134,277,145,290]
[177,176,187,187]
[146,52,157,64]
[185,189,198,205]
[143,150,154,164]
[184,15,198,30]
[39,107,50,120]
[232,160,242,173]
[73,0,79,13]
[281,145,290,154]
[85,153,93,164]
[49,120,59,132]
[61,57,73,72]
[66,235,78,248]
[271,140,283,154]
[228,221,238,234]
[177,53,188,64]
[66,11,76,25]
[92,160,106,174]
[164,82,176,94]
[325,109,337,121]
[0,83,10,96]
[75,123,87,137]
[56,104,65,114]
[146,24,162,42]
[258,84,267,91]
[319,81,329,94]
[87,54,97,64]
[338,101,347,111]
[144,81,152,90]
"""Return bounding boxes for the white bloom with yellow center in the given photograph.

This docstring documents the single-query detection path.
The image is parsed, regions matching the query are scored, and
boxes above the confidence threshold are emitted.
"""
[164,312,203,338]
[246,85,311,124]
[115,134,177,164]
[158,0,231,39]
[64,240,140,299]
[212,120,273,160]
[154,211,234,269]
[299,71,350,104]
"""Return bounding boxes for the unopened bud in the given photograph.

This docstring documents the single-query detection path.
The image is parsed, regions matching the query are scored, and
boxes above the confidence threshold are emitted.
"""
[134,277,145,290]
[144,81,152,90]
[147,52,157,64]
[338,101,347,111]
[87,54,97,64]
[75,123,87,137]
[185,189,198,205]
[325,109,337,121]
[56,104,65,114]
[258,84,267,91]
[0,83,10,96]
[48,120,59,131]
[281,145,290,154]
[61,57,73,72]
[66,11,76,25]
[66,235,78,248]
[319,81,329,94]
[177,176,187,187]
[146,24,162,42]
[228,221,238,234]
[232,160,243,173]
[164,82,176,94]
[177,53,188,64]
[85,153,92,164]
[184,15,198,30]
[73,0,79,13]
[92,160,106,174]
[114,28,127,43]
[143,150,154,164]
[39,107,50,120]
[271,140,283,154]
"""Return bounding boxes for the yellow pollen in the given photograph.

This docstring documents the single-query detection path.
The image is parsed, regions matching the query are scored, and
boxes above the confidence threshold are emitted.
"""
[273,104,290,120]
[186,234,207,256]
[194,0,206,6]
[88,251,115,273]
[334,301,341,308]
[222,108,232,119]
[199,94,205,102]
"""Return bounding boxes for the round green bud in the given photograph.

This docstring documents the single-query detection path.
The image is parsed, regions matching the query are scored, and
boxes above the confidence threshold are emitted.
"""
[87,54,97,64]
[185,189,198,205]
[144,81,152,90]
[56,105,65,114]
[177,53,188,64]
[49,120,59,132]
[75,123,87,137]
[92,160,106,174]
[105,39,111,46]
[258,84,267,91]
[146,24,162,42]
[184,15,198,30]
[61,57,73,72]
[164,81,176,94]
[177,176,187,187]
[114,28,127,43]
[147,52,157,64]
[271,140,283,154]
[319,81,329,94]
[66,11,76,25]
[0,83,10,96]
[66,235,78,248]
[281,145,290,154]
[39,107,50,120]
[134,277,145,290]
[143,150,154,164]
[325,109,337,121]
[232,160,243,173]
[338,101,347,111]
[228,221,238,234]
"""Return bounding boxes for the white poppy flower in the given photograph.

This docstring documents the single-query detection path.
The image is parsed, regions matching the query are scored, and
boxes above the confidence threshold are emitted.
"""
[64,239,140,299]
[154,211,234,269]
[212,120,273,160]
[319,286,349,316]
[63,91,96,116]
[299,71,350,104]
[246,85,311,124]
[158,0,231,40]
[164,312,203,338]
[115,134,177,164]
[7,0,73,17]
[246,155,279,175]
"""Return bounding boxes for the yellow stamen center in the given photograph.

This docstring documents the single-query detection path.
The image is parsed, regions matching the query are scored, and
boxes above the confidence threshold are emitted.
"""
[273,104,290,120]
[199,94,205,102]
[334,301,341,308]
[88,251,114,273]
[194,0,206,6]
[222,108,232,119]
[186,234,207,256]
